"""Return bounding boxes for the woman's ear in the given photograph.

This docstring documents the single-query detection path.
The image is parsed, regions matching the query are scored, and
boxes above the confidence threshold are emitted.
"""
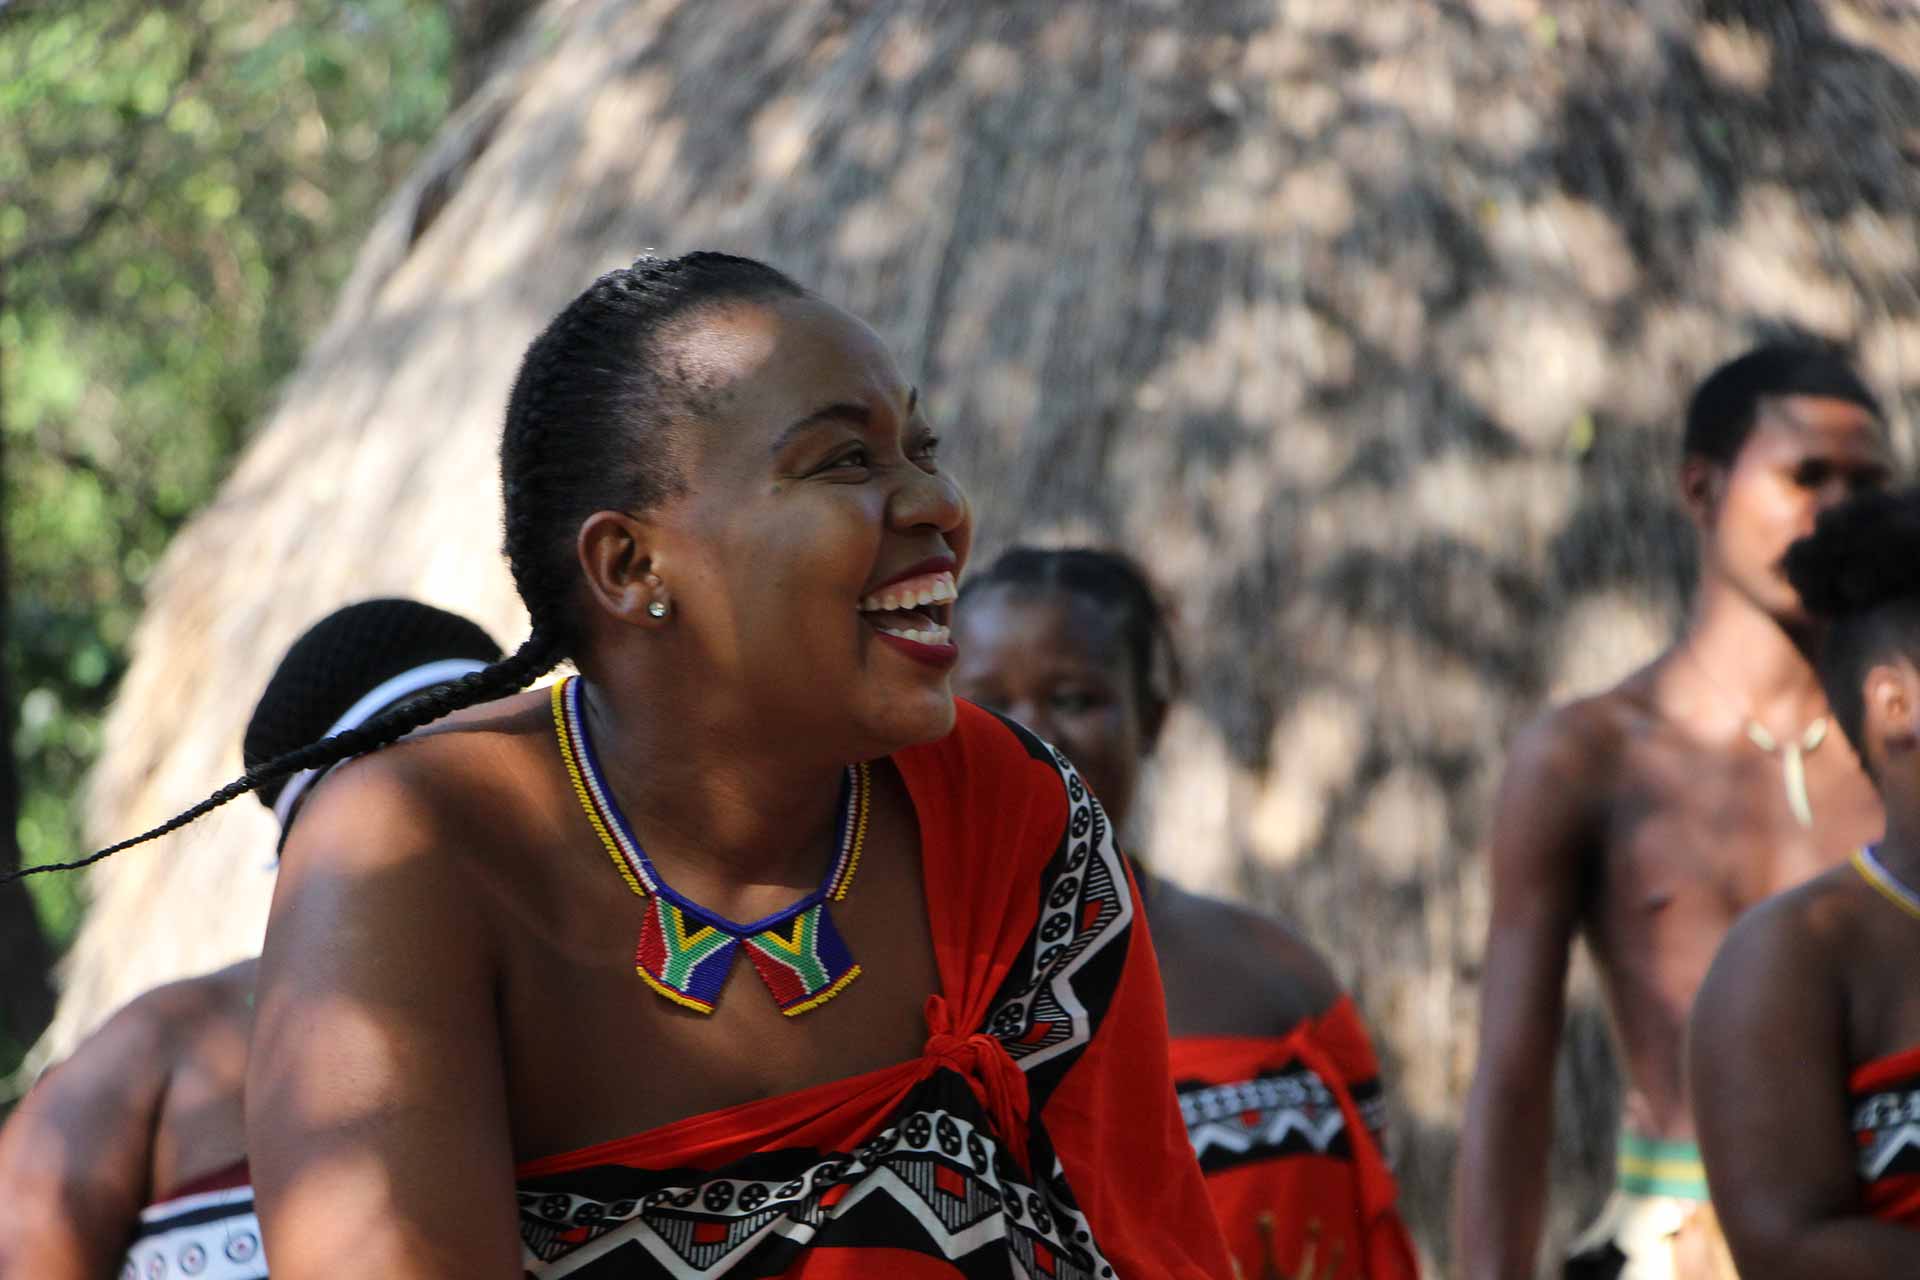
[577,511,670,627]
[1865,659,1920,764]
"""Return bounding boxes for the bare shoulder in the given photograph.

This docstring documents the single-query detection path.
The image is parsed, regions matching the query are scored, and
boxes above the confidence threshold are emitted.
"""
[1147,875,1343,1036]
[284,687,553,871]
[102,958,257,1050]
[1712,866,1859,979]
[1485,677,1659,881]
[1507,679,1647,792]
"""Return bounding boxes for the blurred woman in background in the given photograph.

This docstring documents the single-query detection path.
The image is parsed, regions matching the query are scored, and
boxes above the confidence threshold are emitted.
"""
[952,546,1418,1279]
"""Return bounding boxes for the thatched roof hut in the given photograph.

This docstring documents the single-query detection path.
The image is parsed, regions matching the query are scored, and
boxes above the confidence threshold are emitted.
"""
[49,0,1920,1265]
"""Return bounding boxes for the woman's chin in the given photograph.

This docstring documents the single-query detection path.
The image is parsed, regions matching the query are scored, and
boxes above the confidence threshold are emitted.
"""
[858,686,957,752]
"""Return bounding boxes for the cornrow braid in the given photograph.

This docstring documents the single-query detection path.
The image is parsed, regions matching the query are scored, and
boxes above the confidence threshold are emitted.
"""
[25,251,805,878]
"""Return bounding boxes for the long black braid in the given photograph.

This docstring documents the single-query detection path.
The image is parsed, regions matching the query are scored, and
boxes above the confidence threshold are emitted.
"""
[10,252,805,881]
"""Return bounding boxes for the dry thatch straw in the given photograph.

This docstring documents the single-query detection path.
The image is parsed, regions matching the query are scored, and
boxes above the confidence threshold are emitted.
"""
[45,0,1920,1268]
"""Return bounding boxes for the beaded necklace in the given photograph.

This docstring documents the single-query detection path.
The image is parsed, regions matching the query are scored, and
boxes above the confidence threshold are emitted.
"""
[1854,844,1920,924]
[551,676,870,1016]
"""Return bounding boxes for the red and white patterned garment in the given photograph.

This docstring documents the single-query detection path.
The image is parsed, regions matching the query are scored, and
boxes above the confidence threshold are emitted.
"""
[121,1161,266,1280]
[515,702,1232,1279]
[1171,1002,1419,1279]
[1849,1044,1920,1225]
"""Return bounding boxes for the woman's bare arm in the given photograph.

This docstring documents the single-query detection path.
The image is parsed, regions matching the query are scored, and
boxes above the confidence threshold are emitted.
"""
[248,760,524,1279]
[1691,893,1920,1278]
[0,997,175,1279]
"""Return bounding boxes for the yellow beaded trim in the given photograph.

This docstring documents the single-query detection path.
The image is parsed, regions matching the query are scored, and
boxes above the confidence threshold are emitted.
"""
[636,964,724,1014]
[1854,848,1920,923]
[830,762,871,901]
[552,678,647,899]
[780,963,864,1017]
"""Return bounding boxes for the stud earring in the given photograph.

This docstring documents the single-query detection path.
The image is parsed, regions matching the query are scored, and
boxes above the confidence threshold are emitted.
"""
[647,600,670,619]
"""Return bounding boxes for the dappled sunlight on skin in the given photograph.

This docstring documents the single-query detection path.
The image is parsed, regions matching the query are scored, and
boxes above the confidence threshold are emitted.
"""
[56,3,1920,1271]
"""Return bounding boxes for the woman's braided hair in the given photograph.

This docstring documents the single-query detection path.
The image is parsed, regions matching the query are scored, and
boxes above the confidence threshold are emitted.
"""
[13,252,804,880]
[1784,487,1920,765]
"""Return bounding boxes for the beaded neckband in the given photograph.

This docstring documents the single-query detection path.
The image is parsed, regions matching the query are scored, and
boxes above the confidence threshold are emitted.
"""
[552,675,870,1016]
[1854,845,1920,924]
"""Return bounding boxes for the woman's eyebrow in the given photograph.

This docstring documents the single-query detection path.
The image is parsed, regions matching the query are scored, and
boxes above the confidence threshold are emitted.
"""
[772,387,920,453]
[770,403,870,453]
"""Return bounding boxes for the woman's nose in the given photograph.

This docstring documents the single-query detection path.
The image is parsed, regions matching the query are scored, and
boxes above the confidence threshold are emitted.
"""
[889,466,968,535]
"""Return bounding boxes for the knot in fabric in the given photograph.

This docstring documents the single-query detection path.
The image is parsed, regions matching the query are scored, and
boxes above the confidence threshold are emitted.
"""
[921,994,1032,1175]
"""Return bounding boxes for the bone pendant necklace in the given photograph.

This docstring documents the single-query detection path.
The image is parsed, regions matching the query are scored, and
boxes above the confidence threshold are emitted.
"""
[1686,650,1828,828]
[1742,716,1828,829]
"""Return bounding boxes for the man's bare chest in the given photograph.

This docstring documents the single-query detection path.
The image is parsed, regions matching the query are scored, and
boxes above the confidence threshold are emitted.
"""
[1604,738,1881,915]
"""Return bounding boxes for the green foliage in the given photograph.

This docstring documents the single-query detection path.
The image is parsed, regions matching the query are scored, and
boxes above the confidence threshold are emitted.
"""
[2,0,452,939]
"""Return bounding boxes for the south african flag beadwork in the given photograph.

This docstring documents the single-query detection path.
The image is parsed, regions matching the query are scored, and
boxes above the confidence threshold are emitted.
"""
[552,676,869,1016]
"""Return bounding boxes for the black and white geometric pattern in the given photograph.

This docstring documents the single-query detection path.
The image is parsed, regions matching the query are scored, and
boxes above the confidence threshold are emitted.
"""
[980,717,1135,1114]
[120,1186,266,1280]
[1853,1081,1920,1182]
[1177,1063,1358,1176]
[520,1079,1116,1278]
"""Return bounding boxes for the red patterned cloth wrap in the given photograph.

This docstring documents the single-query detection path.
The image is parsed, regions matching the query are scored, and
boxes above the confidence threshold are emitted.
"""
[514,702,1233,1278]
[1850,1044,1920,1225]
[1169,1000,1419,1279]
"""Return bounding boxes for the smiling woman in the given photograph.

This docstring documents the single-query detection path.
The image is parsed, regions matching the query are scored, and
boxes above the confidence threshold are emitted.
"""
[54,253,1230,1278]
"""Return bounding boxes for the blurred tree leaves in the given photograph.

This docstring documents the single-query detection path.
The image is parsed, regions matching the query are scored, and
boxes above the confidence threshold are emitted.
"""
[0,0,451,970]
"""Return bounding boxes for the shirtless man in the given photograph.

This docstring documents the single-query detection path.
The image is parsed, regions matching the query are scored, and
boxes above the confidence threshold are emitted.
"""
[1453,344,1894,1279]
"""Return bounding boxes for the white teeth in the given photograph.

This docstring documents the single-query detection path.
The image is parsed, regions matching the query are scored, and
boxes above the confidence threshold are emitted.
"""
[875,622,952,646]
[858,570,959,613]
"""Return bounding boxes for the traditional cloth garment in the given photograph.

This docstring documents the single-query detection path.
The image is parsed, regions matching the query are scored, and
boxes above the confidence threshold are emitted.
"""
[1563,1138,1736,1280]
[516,700,1232,1278]
[1849,1045,1920,1225]
[121,1161,266,1280]
[1169,1000,1418,1280]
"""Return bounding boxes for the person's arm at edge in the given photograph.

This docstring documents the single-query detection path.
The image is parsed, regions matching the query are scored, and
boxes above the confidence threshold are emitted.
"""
[1690,896,1918,1278]
[0,997,175,1279]
[1453,705,1605,1280]
[247,758,524,1280]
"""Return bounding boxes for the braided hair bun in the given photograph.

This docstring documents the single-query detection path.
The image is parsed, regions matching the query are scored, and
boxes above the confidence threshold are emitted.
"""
[1784,490,1920,621]
[1784,488,1920,764]
[244,599,504,814]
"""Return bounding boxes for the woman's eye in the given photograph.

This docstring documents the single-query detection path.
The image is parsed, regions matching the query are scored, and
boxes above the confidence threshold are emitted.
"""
[823,447,870,472]
[1051,689,1101,714]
